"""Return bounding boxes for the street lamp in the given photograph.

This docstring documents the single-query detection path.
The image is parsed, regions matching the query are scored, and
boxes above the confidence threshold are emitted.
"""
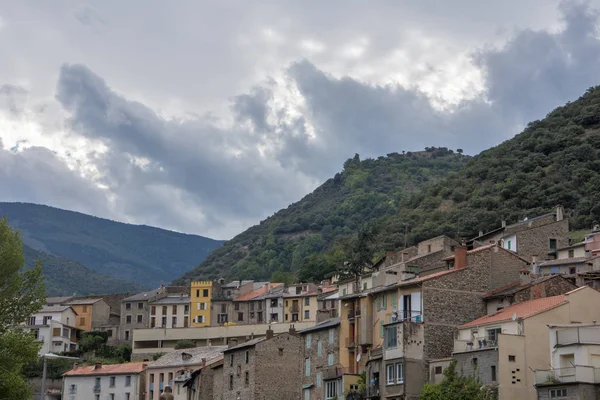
[40,353,79,400]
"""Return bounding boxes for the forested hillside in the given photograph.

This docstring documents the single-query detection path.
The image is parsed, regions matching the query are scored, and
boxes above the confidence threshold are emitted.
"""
[0,203,224,287]
[176,86,600,284]
[174,149,469,283]
[23,244,147,296]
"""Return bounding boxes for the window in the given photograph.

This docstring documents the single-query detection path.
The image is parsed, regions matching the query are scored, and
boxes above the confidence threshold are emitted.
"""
[196,289,200,297]
[325,381,337,399]
[150,374,155,383]
[159,373,164,384]
[304,388,310,400]
[569,267,576,275]
[270,299,278,307]
[110,376,116,387]
[396,363,404,384]
[184,305,189,315]
[491,365,497,382]
[172,317,177,327]
[486,327,501,343]
[363,282,368,290]
[550,238,557,250]
[95,395,100,400]
[235,303,240,311]
[257,312,263,322]
[162,306,167,314]
[161,316,167,327]
[151,306,156,315]
[221,304,227,313]
[508,355,516,362]
[69,384,77,394]
[43,316,52,324]
[305,358,310,376]
[305,297,310,306]
[472,357,478,367]
[184,316,189,327]
[138,302,144,309]
[271,313,278,321]
[568,249,574,258]
[125,330,130,340]
[203,289,209,297]
[245,371,249,386]
[427,244,432,253]
[125,303,131,310]
[285,314,288,321]
[125,375,131,386]
[79,317,86,326]
[329,328,334,344]
[304,310,310,320]
[316,372,322,388]
[168,372,173,384]
[110,395,114,400]
[137,315,143,323]
[386,364,394,385]
[385,326,398,348]
[306,334,312,348]
[317,341,322,356]
[238,313,244,322]
[250,312,255,319]
[229,374,234,390]
[245,350,249,363]
[328,353,334,366]
[125,394,130,400]
[434,366,442,374]
[250,302,255,311]
[292,314,299,322]
[549,388,567,398]
[172,305,177,314]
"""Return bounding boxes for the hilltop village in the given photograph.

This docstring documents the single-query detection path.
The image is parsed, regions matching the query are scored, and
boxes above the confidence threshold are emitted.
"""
[30,206,600,400]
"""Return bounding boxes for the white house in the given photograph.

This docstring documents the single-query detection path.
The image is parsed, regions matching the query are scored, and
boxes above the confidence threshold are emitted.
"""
[27,305,80,356]
[62,361,149,400]
[148,296,190,329]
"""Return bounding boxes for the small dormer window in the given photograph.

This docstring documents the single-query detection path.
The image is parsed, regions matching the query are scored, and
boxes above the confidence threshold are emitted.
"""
[182,352,192,361]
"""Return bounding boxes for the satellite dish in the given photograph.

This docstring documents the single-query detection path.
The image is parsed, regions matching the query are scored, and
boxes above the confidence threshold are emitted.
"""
[356,353,362,363]
[512,313,517,321]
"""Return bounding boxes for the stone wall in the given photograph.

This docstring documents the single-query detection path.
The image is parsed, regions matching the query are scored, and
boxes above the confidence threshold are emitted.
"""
[515,219,569,262]
[513,276,576,304]
[197,362,218,400]
[254,332,303,400]
[212,365,224,400]
[301,326,340,400]
[489,247,530,290]
[535,383,598,400]
[453,349,499,386]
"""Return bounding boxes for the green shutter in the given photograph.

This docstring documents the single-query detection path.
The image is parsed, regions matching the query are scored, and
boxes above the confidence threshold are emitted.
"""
[391,291,397,307]
[380,321,384,338]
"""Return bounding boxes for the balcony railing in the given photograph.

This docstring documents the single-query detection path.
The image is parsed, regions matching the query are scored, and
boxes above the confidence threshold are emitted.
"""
[345,337,356,348]
[290,304,300,313]
[534,366,600,385]
[362,384,381,399]
[453,338,498,353]
[322,365,359,380]
[93,384,101,393]
[68,387,77,394]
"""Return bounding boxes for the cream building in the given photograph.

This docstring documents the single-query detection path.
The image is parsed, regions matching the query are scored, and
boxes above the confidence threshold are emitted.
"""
[27,305,80,356]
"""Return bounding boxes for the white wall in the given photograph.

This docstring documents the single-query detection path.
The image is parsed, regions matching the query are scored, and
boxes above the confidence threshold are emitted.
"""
[63,373,141,400]
[149,303,189,328]
[502,234,517,252]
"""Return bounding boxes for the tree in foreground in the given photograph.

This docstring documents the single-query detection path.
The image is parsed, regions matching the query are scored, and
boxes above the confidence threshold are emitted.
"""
[0,217,45,399]
[420,360,498,400]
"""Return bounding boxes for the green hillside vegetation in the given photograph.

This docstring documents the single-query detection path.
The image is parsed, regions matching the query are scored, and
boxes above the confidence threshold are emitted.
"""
[23,244,147,296]
[0,203,224,287]
[176,86,600,284]
[175,149,469,283]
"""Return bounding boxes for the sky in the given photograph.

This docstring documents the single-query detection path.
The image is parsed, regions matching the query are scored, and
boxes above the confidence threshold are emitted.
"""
[2,0,600,239]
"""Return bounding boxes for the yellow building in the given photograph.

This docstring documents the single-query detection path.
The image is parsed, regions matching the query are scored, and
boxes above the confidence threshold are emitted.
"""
[190,281,212,327]
[65,298,110,332]
[283,283,319,323]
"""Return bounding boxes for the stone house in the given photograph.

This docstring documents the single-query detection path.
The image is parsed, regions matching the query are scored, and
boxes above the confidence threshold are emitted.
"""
[220,327,303,400]
[62,361,149,400]
[362,244,530,400]
[231,283,284,325]
[145,346,225,400]
[177,356,223,400]
[298,318,342,400]
[453,286,600,400]
[469,206,569,263]
[210,281,267,326]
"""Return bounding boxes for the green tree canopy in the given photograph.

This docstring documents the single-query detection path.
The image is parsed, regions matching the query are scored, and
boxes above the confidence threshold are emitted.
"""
[0,217,45,399]
[174,339,197,349]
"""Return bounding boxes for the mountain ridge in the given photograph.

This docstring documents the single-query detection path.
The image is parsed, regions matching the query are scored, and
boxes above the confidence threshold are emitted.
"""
[0,202,224,289]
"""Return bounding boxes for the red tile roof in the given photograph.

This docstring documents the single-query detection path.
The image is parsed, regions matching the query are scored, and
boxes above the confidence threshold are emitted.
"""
[234,283,284,301]
[63,362,149,376]
[459,295,568,329]
[320,286,338,294]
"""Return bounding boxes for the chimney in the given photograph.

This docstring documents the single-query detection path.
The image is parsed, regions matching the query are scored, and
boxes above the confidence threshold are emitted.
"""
[266,325,274,339]
[401,252,407,262]
[454,246,468,269]
[228,338,238,348]
[289,324,296,335]
[531,255,538,264]
[520,269,532,285]
[94,362,102,370]
[201,358,207,367]
[72,362,79,370]
[501,220,506,228]
[239,279,242,288]
[250,332,254,340]
[479,230,483,237]
[556,205,564,222]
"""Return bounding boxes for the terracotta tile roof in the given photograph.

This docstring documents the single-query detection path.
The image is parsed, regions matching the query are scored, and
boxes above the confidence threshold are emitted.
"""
[234,283,284,302]
[459,295,568,329]
[320,286,338,294]
[64,362,149,376]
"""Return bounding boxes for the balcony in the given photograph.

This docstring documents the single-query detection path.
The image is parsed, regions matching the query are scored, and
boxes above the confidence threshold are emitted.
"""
[323,365,359,380]
[556,325,600,346]
[68,387,77,395]
[290,304,300,313]
[348,311,356,320]
[534,366,600,386]
[93,384,101,393]
[362,384,381,399]
[453,338,498,353]
[345,337,356,348]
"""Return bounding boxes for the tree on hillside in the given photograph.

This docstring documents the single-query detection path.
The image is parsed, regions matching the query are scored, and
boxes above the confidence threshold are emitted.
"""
[0,217,45,399]
[174,340,196,349]
[338,223,380,290]
[420,360,497,400]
